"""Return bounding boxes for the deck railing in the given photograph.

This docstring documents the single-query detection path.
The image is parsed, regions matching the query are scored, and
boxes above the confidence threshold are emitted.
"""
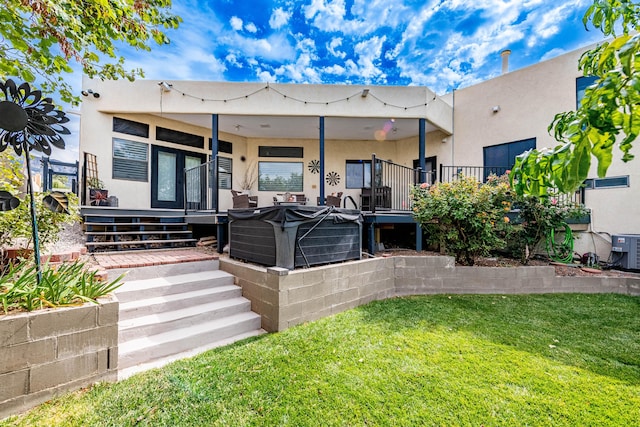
[439,164,585,206]
[369,154,424,213]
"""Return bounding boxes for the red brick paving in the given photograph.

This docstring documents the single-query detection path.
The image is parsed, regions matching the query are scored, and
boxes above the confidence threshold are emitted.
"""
[92,249,218,270]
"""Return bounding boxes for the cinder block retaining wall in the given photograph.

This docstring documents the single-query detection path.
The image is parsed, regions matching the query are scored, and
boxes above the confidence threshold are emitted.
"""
[0,297,118,419]
[220,256,640,332]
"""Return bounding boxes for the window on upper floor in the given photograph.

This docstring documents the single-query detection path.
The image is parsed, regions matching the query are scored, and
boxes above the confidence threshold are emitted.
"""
[576,75,599,108]
[483,138,536,181]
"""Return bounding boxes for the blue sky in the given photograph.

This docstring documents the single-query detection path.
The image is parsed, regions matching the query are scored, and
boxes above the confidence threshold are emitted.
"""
[57,0,604,163]
[119,0,604,94]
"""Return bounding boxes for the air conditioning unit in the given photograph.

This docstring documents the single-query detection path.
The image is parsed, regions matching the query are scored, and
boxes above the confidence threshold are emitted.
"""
[610,234,640,270]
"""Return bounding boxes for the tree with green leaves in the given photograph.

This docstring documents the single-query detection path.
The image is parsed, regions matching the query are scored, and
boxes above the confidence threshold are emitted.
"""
[0,0,181,105]
[511,0,639,196]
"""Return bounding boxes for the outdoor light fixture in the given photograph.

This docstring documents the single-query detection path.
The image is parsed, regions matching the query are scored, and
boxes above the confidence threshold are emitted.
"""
[361,89,369,98]
[492,105,501,113]
[81,89,100,98]
[158,81,172,92]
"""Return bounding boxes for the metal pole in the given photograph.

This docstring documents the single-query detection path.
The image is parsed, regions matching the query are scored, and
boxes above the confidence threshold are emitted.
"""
[23,146,42,284]
[319,116,325,206]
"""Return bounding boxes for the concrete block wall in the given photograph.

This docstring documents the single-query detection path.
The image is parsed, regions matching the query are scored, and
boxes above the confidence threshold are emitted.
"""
[221,255,640,332]
[220,257,395,332]
[0,297,118,419]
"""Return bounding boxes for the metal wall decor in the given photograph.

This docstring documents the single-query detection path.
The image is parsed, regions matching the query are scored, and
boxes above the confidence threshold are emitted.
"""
[308,159,320,174]
[326,171,340,186]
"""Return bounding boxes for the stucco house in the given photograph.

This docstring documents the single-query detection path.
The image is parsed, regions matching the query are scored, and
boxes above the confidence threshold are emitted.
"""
[78,42,638,261]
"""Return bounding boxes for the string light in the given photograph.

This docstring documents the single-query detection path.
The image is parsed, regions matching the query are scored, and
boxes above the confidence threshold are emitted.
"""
[166,83,438,111]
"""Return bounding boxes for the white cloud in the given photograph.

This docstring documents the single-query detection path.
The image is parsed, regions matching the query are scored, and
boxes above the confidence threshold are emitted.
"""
[304,0,347,32]
[230,16,243,31]
[328,37,346,59]
[353,36,386,80]
[225,53,243,68]
[245,22,258,33]
[257,69,276,82]
[269,7,291,29]
[322,64,346,75]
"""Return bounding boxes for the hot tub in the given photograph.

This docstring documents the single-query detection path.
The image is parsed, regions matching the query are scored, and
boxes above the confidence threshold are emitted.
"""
[228,205,362,269]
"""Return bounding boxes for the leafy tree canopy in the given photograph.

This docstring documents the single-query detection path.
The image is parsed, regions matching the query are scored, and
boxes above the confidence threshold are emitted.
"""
[511,0,639,196]
[0,0,181,105]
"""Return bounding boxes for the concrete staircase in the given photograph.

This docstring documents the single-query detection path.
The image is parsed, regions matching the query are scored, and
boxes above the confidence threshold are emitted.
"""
[111,260,263,379]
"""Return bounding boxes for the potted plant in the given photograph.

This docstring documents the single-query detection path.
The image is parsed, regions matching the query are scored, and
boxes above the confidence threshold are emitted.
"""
[87,177,109,206]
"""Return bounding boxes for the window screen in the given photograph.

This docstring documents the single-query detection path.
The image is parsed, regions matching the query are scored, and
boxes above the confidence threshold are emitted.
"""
[584,176,629,189]
[112,138,148,181]
[259,146,303,158]
[218,156,232,190]
[209,139,233,154]
[113,117,149,138]
[156,127,204,148]
[258,162,303,191]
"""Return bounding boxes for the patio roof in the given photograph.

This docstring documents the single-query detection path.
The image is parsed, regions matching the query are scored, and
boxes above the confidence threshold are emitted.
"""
[152,114,438,141]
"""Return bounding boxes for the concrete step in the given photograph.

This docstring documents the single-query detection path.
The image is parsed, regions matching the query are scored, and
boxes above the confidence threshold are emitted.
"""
[118,285,241,321]
[118,329,265,380]
[108,259,220,282]
[119,297,251,341]
[115,269,233,303]
[118,311,262,370]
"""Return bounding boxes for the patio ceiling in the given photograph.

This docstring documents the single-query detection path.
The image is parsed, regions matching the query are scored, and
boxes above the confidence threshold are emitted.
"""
[154,113,438,141]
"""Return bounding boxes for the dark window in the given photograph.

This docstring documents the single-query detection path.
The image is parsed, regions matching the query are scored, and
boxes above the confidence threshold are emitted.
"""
[346,160,371,188]
[218,156,232,190]
[412,156,437,185]
[259,146,303,158]
[113,117,149,138]
[156,127,204,149]
[576,76,599,108]
[209,139,233,154]
[345,160,383,189]
[483,138,536,179]
[258,162,303,191]
[584,176,629,189]
[112,138,148,181]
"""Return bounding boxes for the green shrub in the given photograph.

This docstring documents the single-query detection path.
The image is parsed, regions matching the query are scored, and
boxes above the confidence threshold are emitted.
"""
[412,173,589,265]
[0,151,80,250]
[411,175,511,265]
[0,260,124,314]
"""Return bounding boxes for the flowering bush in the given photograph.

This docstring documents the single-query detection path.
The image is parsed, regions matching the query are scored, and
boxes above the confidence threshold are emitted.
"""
[411,173,588,265]
[411,175,511,265]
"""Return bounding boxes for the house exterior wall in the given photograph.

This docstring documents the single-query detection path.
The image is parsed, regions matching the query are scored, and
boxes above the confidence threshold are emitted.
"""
[452,45,639,246]
[79,77,450,211]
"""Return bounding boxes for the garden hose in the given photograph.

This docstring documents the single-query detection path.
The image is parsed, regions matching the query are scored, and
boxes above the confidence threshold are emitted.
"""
[546,224,574,264]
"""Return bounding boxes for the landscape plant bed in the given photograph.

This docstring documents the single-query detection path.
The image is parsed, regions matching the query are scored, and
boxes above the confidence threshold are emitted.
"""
[3,294,639,426]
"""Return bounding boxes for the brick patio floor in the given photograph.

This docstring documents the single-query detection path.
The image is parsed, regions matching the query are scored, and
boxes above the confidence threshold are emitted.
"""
[92,248,218,270]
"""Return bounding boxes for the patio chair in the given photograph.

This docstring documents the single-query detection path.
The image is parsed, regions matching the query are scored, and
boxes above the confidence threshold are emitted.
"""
[231,190,257,208]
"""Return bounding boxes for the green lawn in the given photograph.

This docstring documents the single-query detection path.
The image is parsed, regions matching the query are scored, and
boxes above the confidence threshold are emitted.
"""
[4,294,639,426]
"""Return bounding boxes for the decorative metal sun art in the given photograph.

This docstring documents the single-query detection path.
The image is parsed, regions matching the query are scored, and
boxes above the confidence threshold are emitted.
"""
[308,159,320,174]
[0,79,70,156]
[326,171,340,186]
[0,79,71,283]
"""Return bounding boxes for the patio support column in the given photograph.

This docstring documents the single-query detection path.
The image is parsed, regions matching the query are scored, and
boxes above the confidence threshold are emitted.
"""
[319,116,325,206]
[418,118,426,183]
[211,114,219,214]
[211,114,225,253]
[416,118,426,252]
